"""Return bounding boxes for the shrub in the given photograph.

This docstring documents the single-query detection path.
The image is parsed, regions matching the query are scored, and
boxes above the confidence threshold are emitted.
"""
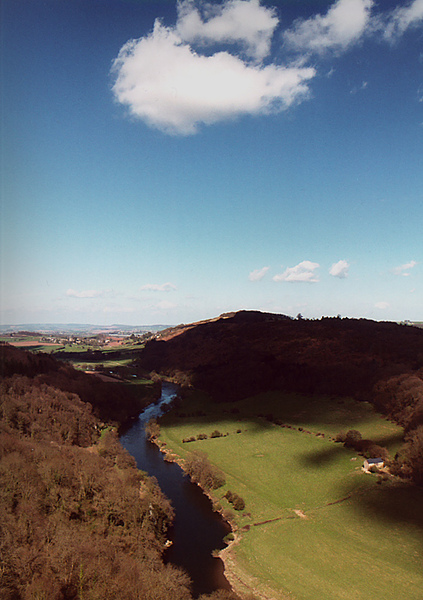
[197,433,208,440]
[334,431,347,443]
[145,418,160,440]
[224,490,245,511]
[210,430,222,438]
[184,450,226,490]
[344,429,362,448]
[232,495,245,511]
[224,490,234,502]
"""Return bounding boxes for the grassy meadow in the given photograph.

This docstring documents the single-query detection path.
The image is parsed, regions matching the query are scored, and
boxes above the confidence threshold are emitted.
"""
[158,391,423,600]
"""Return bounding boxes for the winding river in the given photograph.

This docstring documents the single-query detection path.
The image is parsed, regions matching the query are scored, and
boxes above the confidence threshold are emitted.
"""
[119,382,231,598]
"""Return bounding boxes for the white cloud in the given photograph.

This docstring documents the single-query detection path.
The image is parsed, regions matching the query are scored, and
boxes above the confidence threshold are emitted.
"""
[273,260,320,283]
[375,301,389,309]
[176,0,279,61]
[140,282,177,292]
[392,260,418,276]
[66,289,105,298]
[111,3,315,135]
[329,259,350,278]
[249,266,270,281]
[283,0,373,55]
[383,0,423,40]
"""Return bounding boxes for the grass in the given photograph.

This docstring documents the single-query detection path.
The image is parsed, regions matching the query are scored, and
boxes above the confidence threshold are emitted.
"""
[158,391,423,600]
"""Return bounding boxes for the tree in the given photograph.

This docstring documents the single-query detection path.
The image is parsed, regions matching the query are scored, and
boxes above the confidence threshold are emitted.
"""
[344,429,362,448]
[401,426,423,485]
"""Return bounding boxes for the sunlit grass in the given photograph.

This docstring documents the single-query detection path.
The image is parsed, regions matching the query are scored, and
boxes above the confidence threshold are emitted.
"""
[159,391,423,600]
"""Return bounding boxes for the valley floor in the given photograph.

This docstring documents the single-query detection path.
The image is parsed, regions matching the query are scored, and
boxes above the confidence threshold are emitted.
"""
[157,391,423,600]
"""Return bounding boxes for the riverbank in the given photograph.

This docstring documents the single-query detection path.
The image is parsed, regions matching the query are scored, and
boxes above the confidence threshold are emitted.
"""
[150,436,257,599]
[150,431,290,600]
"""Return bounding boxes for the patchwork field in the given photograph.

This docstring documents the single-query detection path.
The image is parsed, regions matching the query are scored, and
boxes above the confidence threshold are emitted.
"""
[158,391,423,600]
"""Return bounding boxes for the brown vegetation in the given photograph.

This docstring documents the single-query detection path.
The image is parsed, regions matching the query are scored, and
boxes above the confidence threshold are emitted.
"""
[0,344,243,600]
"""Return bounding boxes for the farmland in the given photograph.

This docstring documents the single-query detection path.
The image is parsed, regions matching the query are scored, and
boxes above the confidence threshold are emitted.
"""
[158,390,423,600]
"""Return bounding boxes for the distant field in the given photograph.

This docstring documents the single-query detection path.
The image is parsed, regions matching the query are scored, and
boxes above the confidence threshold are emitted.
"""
[0,336,148,381]
[159,391,423,600]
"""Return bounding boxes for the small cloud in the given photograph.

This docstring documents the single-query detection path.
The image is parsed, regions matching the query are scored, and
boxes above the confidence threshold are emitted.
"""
[329,259,349,278]
[66,289,105,299]
[375,301,389,309]
[273,260,320,283]
[392,260,417,276]
[283,0,374,55]
[140,282,177,292]
[249,266,270,281]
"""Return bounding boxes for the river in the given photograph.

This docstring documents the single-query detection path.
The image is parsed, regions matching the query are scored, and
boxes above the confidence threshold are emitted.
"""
[119,381,232,598]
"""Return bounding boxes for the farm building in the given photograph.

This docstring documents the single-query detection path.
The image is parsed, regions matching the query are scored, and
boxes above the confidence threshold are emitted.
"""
[363,458,384,471]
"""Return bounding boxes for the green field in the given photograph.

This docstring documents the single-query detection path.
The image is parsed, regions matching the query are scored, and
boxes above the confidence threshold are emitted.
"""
[158,391,423,600]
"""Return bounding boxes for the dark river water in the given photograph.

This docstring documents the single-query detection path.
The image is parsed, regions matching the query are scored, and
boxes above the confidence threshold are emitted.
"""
[119,382,231,598]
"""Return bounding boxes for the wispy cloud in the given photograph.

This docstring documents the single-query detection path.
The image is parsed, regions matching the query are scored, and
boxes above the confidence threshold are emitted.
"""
[329,259,350,278]
[140,282,177,292]
[111,0,315,134]
[283,0,374,55]
[66,289,106,299]
[392,260,418,276]
[249,266,270,281]
[273,260,320,283]
[350,80,368,94]
[383,0,423,41]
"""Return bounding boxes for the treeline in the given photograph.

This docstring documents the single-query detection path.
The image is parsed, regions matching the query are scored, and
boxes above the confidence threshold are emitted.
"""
[0,345,241,600]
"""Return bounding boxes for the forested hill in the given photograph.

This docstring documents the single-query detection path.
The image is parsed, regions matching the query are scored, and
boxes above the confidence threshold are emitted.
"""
[139,311,423,430]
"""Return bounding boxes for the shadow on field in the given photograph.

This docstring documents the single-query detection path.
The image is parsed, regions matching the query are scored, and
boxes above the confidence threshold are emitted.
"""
[298,444,348,467]
[371,431,404,446]
[298,430,405,469]
[348,481,423,542]
[164,392,383,435]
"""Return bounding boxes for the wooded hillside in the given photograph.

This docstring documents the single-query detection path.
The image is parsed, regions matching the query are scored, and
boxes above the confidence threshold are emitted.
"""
[0,344,239,600]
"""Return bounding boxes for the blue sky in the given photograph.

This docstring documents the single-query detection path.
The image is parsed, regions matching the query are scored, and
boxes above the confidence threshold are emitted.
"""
[1,0,422,325]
